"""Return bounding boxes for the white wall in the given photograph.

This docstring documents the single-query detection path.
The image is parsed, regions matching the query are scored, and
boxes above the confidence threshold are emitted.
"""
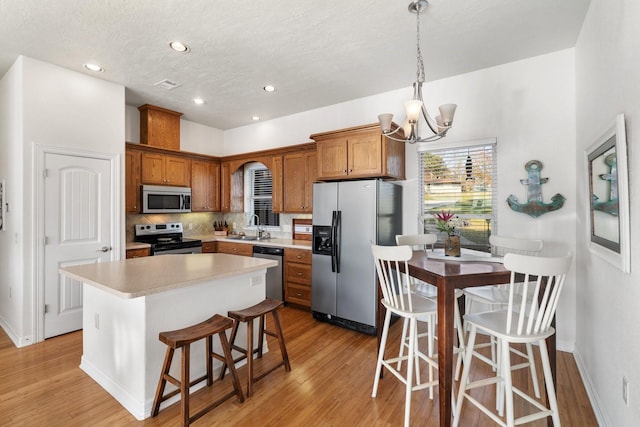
[125,105,225,157]
[0,58,25,344]
[575,0,640,425]
[223,49,578,348]
[0,56,125,346]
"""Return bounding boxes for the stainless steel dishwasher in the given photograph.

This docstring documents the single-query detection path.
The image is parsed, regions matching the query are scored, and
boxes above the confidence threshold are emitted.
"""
[252,246,284,300]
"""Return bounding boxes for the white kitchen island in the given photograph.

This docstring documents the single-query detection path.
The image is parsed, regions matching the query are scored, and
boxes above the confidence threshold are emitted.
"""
[59,253,276,421]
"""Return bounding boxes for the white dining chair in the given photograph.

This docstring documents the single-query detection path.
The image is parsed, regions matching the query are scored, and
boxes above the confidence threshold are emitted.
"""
[395,234,466,384]
[453,252,572,427]
[464,235,544,313]
[463,235,544,403]
[371,243,439,427]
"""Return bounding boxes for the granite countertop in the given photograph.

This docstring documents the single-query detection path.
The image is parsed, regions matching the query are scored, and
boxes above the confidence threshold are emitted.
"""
[126,241,152,250]
[195,235,312,250]
[59,253,277,299]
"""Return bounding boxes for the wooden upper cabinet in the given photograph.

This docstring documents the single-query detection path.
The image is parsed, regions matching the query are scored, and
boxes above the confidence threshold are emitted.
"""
[315,138,348,179]
[220,161,243,212]
[305,151,317,209]
[138,104,183,151]
[348,132,383,176]
[220,162,231,211]
[312,123,405,181]
[191,159,220,212]
[271,155,284,213]
[141,152,190,186]
[125,148,141,213]
[283,150,316,213]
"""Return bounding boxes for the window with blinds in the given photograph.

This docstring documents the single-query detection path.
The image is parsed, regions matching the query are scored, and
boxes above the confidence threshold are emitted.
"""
[250,167,280,227]
[418,138,497,251]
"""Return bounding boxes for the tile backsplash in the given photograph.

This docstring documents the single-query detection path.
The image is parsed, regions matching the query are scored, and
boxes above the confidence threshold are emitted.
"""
[126,212,311,241]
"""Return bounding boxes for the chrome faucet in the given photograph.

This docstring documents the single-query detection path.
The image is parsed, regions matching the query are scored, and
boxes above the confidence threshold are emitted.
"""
[252,214,262,239]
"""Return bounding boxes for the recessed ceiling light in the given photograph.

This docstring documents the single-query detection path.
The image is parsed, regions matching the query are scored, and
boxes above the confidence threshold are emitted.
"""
[193,98,206,105]
[169,41,190,53]
[263,85,275,92]
[84,63,103,72]
[252,116,260,121]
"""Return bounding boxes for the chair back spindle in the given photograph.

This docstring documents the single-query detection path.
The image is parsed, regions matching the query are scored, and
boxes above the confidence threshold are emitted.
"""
[490,235,543,257]
[372,244,414,313]
[503,253,572,336]
[396,234,438,252]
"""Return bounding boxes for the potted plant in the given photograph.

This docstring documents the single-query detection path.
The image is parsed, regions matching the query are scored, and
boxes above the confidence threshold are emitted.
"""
[434,210,468,257]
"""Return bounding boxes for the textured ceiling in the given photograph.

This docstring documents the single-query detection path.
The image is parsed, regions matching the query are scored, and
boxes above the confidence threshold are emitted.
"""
[0,0,590,130]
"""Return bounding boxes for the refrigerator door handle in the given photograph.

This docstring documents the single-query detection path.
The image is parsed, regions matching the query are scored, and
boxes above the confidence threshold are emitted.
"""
[331,211,337,272]
[332,210,341,273]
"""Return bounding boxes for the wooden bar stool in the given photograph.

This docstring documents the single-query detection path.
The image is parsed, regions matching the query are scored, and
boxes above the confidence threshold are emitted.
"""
[151,314,244,426]
[219,298,291,397]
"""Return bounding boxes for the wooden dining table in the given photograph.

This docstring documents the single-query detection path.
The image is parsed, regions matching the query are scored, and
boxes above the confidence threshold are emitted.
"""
[399,250,557,427]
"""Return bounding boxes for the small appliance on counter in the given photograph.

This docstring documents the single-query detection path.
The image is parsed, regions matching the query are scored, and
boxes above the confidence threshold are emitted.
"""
[134,222,202,255]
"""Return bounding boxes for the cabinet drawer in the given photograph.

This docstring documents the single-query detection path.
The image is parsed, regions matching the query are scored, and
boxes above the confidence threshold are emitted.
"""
[285,283,311,307]
[284,248,311,264]
[202,241,217,253]
[285,262,311,285]
[217,241,253,256]
[126,248,150,259]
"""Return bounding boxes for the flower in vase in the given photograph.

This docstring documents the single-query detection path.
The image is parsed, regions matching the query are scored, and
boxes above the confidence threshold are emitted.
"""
[434,210,469,236]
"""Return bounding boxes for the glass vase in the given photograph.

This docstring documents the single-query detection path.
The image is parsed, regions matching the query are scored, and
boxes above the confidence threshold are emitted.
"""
[445,235,461,257]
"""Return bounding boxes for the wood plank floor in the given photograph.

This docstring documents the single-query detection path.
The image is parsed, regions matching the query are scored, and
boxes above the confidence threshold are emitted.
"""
[0,306,598,426]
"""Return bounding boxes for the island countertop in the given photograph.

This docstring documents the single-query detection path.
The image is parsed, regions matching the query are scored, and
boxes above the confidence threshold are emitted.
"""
[59,253,277,299]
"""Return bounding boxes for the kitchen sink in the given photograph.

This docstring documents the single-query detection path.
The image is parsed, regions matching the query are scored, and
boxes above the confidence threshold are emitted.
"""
[225,235,271,241]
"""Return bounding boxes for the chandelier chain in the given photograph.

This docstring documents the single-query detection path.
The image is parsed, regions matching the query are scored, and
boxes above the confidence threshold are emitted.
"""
[415,8,425,83]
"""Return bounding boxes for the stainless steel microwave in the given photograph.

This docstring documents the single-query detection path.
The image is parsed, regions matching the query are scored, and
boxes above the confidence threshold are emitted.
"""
[142,185,191,213]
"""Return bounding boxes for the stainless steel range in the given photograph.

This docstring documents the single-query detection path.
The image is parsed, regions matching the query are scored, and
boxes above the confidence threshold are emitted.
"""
[134,223,202,255]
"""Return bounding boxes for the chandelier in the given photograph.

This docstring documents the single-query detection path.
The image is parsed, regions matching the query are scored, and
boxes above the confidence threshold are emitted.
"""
[378,0,457,144]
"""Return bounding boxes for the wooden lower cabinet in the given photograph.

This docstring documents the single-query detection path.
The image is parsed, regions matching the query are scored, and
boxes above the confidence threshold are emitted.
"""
[202,241,217,253]
[284,248,312,308]
[216,241,253,256]
[126,247,150,259]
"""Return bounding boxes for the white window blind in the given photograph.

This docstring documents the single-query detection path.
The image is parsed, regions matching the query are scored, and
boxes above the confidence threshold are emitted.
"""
[418,138,497,251]
[250,167,279,227]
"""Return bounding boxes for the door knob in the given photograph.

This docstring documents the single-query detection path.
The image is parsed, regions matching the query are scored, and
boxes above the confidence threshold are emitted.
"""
[98,246,112,252]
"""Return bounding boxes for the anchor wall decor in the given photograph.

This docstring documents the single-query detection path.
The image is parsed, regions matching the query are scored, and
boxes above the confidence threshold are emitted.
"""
[506,160,565,218]
[592,152,619,216]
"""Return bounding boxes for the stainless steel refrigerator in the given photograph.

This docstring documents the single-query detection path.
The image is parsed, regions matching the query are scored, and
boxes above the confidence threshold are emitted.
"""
[311,179,402,335]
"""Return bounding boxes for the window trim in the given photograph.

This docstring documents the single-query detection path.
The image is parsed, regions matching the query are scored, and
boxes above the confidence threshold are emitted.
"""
[418,138,497,251]
[244,162,279,228]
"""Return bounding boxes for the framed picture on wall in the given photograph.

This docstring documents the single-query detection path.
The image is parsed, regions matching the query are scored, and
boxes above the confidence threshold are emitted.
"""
[585,113,630,273]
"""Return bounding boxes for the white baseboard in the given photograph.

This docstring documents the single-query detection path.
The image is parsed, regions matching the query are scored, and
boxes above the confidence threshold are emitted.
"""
[79,354,235,420]
[556,339,573,353]
[573,348,610,426]
[0,315,33,348]
[80,356,148,421]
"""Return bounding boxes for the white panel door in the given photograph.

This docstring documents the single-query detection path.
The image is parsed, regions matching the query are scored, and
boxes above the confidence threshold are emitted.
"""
[44,153,113,339]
